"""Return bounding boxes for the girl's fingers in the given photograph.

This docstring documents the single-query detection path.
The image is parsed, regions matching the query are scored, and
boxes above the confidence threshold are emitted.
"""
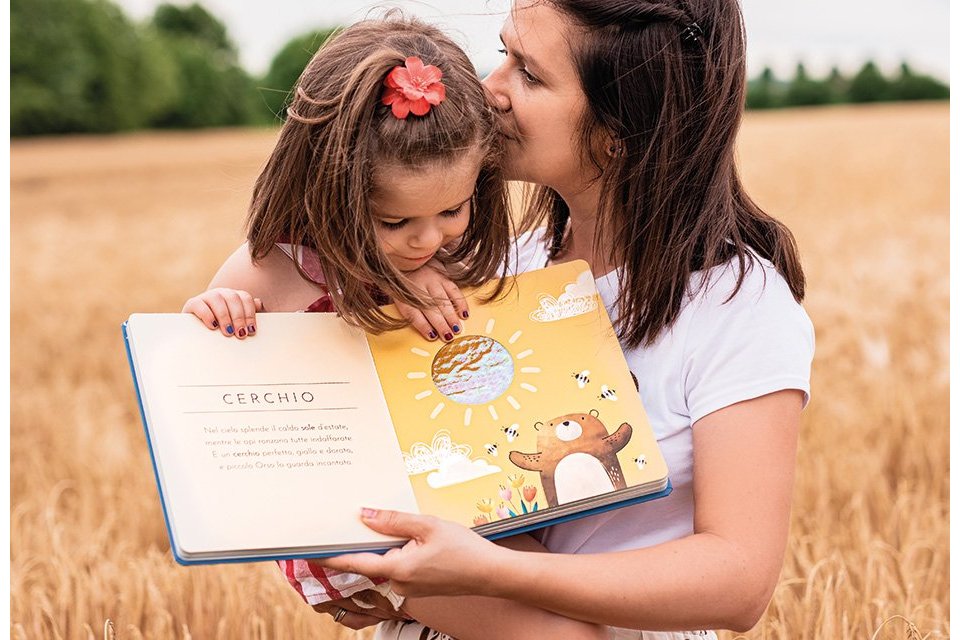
[220,290,251,339]
[428,285,462,336]
[421,306,455,342]
[237,292,259,337]
[396,302,440,341]
[199,292,238,337]
[440,279,469,321]
[182,298,219,331]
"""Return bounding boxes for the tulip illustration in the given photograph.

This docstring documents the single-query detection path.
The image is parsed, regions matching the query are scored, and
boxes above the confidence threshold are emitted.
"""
[473,515,490,526]
[508,473,525,489]
[496,503,511,520]
[476,498,494,514]
[498,484,520,513]
[522,485,537,503]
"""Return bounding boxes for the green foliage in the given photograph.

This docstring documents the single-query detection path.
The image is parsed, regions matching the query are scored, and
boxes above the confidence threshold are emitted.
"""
[747,60,947,110]
[258,28,339,121]
[746,67,782,109]
[152,2,234,54]
[889,63,950,101]
[784,63,833,106]
[11,0,175,134]
[147,3,259,128]
[849,61,891,103]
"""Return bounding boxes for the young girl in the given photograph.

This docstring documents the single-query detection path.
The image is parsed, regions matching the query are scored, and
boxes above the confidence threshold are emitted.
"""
[183,15,511,344]
[182,15,609,638]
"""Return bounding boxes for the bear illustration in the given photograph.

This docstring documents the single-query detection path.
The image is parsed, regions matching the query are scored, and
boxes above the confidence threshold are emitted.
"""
[508,410,632,508]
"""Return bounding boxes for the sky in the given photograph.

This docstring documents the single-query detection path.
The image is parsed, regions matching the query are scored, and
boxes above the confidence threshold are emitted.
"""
[117,0,950,81]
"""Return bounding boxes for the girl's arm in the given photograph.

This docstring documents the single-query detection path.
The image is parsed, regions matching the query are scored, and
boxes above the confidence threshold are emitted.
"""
[320,389,803,633]
[205,242,328,313]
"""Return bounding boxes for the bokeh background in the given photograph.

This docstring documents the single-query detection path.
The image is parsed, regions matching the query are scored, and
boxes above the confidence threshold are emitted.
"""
[10,0,949,638]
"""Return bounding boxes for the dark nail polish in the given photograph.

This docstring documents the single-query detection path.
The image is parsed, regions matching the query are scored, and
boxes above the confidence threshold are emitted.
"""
[443,332,453,341]
[462,311,469,319]
[238,328,246,337]
[226,325,234,334]
[248,325,256,334]
[212,320,219,328]
[428,331,438,340]
[452,325,461,333]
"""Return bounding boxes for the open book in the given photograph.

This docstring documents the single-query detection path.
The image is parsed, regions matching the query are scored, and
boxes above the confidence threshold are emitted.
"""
[123,260,670,565]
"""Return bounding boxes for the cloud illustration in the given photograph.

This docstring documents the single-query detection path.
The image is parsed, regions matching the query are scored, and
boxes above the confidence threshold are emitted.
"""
[529,270,599,322]
[426,455,501,489]
[403,430,502,488]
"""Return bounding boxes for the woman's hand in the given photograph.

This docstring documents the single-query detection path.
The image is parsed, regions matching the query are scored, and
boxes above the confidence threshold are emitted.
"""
[311,589,410,631]
[182,288,264,339]
[396,261,469,341]
[318,509,507,599]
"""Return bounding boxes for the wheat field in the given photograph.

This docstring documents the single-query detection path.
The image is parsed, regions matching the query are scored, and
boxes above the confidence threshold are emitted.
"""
[10,103,949,639]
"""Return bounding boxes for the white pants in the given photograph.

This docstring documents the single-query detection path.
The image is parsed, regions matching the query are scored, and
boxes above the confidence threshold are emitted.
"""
[374,620,718,640]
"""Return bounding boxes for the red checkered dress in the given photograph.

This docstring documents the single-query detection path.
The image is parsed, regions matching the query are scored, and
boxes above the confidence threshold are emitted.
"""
[273,241,386,604]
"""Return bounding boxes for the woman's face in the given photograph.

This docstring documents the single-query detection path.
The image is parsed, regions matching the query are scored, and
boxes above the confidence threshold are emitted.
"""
[483,0,591,193]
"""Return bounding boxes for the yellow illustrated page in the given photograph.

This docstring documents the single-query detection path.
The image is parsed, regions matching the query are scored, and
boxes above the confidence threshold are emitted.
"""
[366,260,667,530]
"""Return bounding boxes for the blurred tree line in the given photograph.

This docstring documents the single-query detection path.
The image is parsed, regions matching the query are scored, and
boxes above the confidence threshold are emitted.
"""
[10,0,334,135]
[747,61,949,110]
[9,0,950,135]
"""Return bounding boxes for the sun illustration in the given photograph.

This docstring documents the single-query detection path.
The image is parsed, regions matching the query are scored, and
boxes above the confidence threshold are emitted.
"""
[407,318,541,425]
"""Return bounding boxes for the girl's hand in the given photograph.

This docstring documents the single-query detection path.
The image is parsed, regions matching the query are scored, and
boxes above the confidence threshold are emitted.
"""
[317,509,507,599]
[396,261,469,342]
[182,288,264,339]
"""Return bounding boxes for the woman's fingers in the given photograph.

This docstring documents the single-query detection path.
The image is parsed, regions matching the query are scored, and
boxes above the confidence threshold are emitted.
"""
[312,602,384,630]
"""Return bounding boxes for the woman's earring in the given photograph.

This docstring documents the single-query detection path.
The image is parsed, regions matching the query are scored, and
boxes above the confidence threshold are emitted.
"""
[606,142,623,158]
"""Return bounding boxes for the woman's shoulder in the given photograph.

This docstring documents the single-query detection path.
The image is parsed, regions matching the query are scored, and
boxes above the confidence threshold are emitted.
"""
[688,250,803,318]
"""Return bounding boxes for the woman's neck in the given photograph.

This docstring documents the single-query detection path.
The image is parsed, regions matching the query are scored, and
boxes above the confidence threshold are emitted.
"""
[551,182,617,277]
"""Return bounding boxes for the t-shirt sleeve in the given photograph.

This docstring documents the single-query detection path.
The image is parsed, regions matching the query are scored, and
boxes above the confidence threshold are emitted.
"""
[508,228,549,276]
[681,259,815,425]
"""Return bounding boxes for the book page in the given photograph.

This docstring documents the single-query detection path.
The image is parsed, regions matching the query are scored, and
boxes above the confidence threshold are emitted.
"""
[127,313,419,557]
[366,261,668,531]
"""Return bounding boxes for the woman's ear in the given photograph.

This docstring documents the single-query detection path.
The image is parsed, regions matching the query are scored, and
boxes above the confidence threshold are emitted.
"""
[605,137,624,158]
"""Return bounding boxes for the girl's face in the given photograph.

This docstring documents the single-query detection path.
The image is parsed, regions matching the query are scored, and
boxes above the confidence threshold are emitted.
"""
[483,0,591,193]
[372,151,480,273]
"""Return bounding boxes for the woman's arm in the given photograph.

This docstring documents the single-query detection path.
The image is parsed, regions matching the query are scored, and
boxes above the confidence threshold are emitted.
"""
[321,389,802,633]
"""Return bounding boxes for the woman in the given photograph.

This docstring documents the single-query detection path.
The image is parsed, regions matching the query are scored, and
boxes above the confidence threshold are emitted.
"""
[319,1,814,637]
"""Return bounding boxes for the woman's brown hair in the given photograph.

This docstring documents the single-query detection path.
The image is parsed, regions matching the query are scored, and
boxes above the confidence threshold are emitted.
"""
[246,15,511,332]
[519,0,806,349]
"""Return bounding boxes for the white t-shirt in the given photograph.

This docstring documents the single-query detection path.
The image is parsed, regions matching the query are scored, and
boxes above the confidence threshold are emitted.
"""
[509,229,815,554]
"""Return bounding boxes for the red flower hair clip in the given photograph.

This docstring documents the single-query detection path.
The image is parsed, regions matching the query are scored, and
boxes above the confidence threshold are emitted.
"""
[381,56,446,119]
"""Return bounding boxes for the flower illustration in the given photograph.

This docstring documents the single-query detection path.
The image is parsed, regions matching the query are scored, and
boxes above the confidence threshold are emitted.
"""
[496,503,511,519]
[381,56,446,119]
[498,484,513,501]
[473,514,490,526]
[508,473,525,489]
[476,498,494,514]
[523,485,537,503]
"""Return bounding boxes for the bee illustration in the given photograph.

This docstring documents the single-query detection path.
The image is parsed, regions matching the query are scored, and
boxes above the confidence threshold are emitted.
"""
[572,370,590,389]
[485,443,499,457]
[501,424,520,442]
[633,455,647,470]
[598,385,618,401]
